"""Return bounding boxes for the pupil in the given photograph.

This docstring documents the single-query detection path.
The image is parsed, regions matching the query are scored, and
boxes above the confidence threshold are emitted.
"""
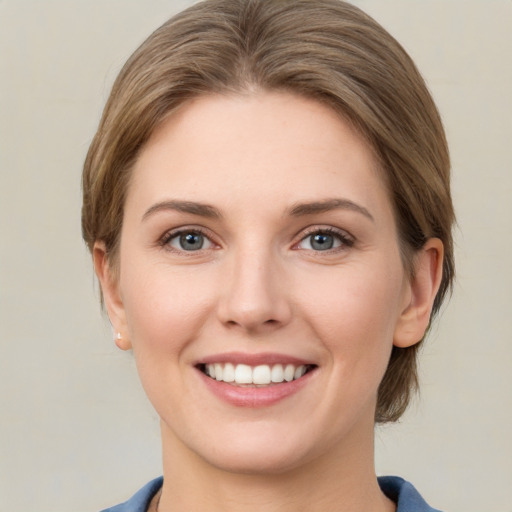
[180,233,203,250]
[311,233,333,250]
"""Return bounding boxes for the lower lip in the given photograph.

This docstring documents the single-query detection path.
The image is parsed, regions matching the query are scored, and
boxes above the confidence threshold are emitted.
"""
[197,368,316,408]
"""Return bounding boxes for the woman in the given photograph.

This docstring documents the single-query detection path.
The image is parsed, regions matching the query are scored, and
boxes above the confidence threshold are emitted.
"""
[82,0,455,510]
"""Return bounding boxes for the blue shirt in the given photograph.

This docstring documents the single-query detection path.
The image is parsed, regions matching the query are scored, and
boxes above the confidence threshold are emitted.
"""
[101,475,442,511]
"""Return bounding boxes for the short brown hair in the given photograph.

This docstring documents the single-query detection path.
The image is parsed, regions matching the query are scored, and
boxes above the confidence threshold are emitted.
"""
[82,0,455,423]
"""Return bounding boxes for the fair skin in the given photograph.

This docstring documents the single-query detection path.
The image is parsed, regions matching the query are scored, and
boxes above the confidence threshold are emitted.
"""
[95,91,443,512]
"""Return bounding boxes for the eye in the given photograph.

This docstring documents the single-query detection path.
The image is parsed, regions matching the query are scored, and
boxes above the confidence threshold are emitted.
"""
[296,229,353,251]
[165,230,214,252]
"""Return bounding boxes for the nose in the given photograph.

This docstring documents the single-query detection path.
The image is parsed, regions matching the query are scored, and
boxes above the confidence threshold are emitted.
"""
[217,248,292,334]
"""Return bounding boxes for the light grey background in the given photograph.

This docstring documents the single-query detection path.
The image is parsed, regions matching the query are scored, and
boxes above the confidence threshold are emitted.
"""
[1,1,511,511]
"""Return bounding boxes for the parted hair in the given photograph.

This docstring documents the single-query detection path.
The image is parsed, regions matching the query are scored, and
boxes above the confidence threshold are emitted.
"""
[82,0,455,423]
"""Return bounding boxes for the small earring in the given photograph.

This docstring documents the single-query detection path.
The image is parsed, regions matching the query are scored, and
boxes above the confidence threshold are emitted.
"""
[114,331,131,351]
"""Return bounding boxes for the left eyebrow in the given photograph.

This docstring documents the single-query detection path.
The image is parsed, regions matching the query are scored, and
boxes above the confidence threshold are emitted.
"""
[287,198,374,222]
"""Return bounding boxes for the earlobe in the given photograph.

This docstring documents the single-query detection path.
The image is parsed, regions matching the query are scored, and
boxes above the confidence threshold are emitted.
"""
[114,331,131,351]
[93,242,132,351]
[393,238,444,348]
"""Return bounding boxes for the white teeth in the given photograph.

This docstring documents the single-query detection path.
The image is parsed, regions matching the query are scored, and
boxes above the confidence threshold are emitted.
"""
[284,364,295,382]
[223,362,235,383]
[253,365,272,385]
[294,365,306,379]
[203,362,310,385]
[271,364,284,383]
[234,364,253,384]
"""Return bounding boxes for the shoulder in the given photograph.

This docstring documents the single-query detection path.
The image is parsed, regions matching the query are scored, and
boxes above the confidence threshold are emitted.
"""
[100,477,163,512]
[378,476,443,512]
[100,475,440,512]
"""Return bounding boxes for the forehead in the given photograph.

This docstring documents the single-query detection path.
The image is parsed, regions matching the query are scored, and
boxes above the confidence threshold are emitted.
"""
[127,91,391,222]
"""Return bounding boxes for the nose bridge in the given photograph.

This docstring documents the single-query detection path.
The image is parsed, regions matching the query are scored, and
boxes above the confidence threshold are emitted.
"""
[218,242,290,331]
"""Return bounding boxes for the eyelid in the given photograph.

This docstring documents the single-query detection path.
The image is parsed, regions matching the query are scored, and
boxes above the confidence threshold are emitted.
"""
[156,224,354,253]
[293,225,355,250]
[158,225,220,252]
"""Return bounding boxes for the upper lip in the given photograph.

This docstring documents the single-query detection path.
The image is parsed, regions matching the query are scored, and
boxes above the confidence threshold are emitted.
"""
[196,352,316,367]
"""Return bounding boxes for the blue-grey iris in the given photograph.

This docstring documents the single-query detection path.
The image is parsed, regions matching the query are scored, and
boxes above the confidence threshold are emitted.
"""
[180,232,204,251]
[311,233,334,250]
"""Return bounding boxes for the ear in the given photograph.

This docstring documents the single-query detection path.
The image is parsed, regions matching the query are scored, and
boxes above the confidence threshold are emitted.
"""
[393,238,444,348]
[93,241,132,351]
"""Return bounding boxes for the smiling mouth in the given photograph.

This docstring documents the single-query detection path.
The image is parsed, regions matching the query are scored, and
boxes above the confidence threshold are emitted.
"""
[197,363,317,387]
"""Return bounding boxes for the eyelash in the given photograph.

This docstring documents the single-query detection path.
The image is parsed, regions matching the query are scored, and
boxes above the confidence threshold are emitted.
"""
[158,226,354,254]
[295,227,354,252]
[158,227,216,253]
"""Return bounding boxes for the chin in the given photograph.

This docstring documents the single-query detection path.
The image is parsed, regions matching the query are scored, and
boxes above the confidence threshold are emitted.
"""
[183,420,327,476]
[202,443,309,476]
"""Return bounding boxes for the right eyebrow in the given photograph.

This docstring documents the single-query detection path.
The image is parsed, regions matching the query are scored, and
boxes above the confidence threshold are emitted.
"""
[141,200,222,222]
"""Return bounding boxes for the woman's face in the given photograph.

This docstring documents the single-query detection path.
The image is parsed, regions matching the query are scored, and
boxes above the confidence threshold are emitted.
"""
[100,91,420,473]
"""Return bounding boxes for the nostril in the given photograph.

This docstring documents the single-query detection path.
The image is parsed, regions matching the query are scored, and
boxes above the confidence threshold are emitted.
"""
[224,317,280,329]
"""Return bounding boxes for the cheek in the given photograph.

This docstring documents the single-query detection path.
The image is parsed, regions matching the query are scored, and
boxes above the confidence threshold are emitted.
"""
[297,260,405,361]
[120,260,216,357]
[118,261,219,413]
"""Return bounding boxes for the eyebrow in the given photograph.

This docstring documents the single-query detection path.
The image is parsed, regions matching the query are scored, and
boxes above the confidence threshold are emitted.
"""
[141,198,373,223]
[142,200,222,222]
[287,198,374,221]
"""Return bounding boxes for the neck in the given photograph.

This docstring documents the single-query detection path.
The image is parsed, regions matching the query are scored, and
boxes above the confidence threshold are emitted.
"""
[157,421,395,512]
